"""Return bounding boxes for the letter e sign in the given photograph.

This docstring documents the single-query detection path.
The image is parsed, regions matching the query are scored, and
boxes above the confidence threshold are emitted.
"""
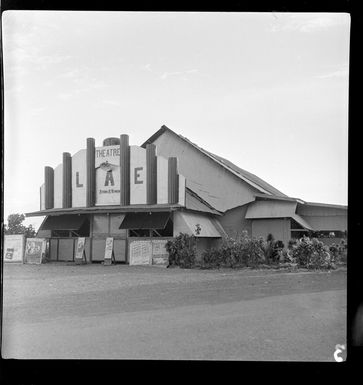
[134,167,143,184]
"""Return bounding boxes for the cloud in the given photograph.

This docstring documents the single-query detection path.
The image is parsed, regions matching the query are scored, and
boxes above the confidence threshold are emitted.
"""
[102,99,121,106]
[271,13,349,33]
[142,63,152,72]
[160,69,198,80]
[316,65,349,79]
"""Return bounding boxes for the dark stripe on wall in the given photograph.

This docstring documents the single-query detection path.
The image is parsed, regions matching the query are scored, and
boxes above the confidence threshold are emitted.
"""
[120,134,130,206]
[86,138,96,207]
[168,157,179,204]
[62,152,72,208]
[146,143,157,205]
[44,166,54,209]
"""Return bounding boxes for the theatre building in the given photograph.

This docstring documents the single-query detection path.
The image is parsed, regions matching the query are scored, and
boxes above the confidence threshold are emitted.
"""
[26,125,347,264]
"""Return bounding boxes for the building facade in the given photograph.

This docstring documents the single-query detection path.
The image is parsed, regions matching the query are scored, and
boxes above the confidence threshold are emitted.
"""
[26,126,347,263]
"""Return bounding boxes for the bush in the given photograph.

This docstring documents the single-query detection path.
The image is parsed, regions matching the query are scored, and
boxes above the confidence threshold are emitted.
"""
[165,233,196,268]
[200,231,266,269]
[329,239,347,263]
[290,236,334,269]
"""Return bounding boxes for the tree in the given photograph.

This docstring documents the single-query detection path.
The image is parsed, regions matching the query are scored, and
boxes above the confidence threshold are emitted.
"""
[4,213,36,238]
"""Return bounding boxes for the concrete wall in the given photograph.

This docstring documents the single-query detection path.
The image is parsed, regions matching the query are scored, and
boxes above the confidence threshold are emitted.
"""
[218,204,252,239]
[152,130,257,212]
[251,218,290,247]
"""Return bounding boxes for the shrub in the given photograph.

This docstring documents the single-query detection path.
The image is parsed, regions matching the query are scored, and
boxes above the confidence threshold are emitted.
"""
[200,231,266,269]
[329,239,347,263]
[165,233,196,268]
[290,236,334,269]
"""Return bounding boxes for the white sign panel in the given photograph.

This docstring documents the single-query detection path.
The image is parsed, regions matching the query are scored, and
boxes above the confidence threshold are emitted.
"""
[25,238,46,264]
[157,156,168,204]
[4,234,25,263]
[104,237,114,260]
[72,149,87,207]
[152,239,169,266]
[130,146,147,205]
[129,240,152,265]
[95,145,121,205]
[54,164,63,208]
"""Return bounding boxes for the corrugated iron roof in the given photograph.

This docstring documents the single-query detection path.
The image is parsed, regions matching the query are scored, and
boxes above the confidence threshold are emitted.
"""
[119,212,170,229]
[142,125,287,197]
[40,215,88,230]
[26,189,220,218]
[26,204,181,217]
[291,214,314,231]
[245,200,297,219]
[185,188,222,215]
[175,211,224,238]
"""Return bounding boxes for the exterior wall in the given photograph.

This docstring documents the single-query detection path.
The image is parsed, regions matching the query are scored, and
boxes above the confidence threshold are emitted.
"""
[297,204,347,231]
[251,218,290,247]
[303,215,347,231]
[218,204,252,239]
[151,130,257,212]
[91,213,127,262]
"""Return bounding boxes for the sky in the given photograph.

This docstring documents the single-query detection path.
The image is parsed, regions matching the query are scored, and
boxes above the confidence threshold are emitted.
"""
[2,11,350,230]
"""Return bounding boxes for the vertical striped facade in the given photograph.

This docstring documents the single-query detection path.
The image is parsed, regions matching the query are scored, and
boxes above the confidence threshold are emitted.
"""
[40,135,186,210]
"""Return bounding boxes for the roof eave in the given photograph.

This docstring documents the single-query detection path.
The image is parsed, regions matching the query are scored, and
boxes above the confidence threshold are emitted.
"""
[26,204,182,217]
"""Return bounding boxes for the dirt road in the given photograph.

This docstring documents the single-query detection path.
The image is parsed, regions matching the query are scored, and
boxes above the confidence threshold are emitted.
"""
[2,263,346,361]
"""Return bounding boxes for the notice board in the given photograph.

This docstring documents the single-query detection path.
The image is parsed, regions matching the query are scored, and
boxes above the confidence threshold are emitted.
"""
[75,237,86,263]
[129,240,152,265]
[151,240,169,266]
[4,234,25,263]
[24,238,46,264]
[128,239,170,266]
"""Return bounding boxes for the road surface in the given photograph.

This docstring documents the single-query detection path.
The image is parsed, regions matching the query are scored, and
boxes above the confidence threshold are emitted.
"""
[2,263,346,361]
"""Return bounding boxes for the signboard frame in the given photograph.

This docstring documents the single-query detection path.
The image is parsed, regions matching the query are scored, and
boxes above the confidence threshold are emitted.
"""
[104,237,115,265]
[75,237,87,264]
[24,238,46,265]
[4,234,25,263]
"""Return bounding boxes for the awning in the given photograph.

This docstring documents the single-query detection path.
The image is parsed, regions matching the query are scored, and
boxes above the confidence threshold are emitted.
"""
[245,200,297,219]
[174,211,223,237]
[291,214,314,231]
[119,212,170,230]
[40,215,88,231]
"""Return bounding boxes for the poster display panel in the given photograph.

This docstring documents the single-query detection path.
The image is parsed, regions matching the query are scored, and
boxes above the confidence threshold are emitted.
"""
[24,238,46,264]
[129,240,152,265]
[4,234,25,263]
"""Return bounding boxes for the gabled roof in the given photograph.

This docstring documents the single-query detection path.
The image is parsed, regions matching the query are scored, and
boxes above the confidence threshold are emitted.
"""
[142,125,287,197]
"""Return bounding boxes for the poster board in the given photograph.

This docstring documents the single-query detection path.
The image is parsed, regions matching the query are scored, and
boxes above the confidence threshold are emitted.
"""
[129,240,152,265]
[151,240,169,267]
[75,237,86,264]
[104,237,115,265]
[24,238,46,264]
[4,234,25,263]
